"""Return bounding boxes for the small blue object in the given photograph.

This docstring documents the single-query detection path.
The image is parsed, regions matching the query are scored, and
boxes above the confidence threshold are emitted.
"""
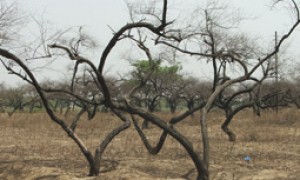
[244,156,252,161]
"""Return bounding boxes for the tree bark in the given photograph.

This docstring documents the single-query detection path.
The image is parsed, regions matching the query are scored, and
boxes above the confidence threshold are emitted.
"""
[92,109,131,175]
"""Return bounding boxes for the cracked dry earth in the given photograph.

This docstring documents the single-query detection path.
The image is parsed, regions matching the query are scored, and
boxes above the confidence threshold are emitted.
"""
[0,109,299,179]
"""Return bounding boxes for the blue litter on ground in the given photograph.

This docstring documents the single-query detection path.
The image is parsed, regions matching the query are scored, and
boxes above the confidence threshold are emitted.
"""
[244,156,252,161]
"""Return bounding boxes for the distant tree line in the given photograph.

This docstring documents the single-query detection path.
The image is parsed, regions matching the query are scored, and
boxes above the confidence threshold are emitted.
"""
[1,0,300,179]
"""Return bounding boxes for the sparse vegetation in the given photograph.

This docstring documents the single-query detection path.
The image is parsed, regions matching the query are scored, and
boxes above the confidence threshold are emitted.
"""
[0,109,299,179]
[1,0,300,179]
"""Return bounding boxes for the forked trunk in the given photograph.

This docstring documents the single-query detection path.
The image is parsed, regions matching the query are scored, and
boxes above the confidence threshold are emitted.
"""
[88,155,99,176]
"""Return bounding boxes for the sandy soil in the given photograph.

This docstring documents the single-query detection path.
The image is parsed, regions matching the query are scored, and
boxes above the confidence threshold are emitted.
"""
[0,109,299,179]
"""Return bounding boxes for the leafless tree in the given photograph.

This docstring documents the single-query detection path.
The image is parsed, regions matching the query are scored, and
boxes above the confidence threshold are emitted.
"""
[154,0,300,175]
[0,0,299,179]
[0,1,209,178]
[0,0,24,46]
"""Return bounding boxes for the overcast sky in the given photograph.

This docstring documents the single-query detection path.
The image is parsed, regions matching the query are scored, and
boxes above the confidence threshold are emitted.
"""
[1,0,300,86]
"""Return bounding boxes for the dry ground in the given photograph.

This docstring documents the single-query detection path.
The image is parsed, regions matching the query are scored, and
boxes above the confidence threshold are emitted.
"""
[0,108,299,180]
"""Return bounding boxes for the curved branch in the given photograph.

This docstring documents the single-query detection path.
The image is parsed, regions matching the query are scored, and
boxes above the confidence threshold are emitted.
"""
[98,0,172,74]
[132,116,167,154]
[221,102,254,141]
[115,104,208,178]
[93,108,131,175]
[0,48,96,176]
[49,44,112,106]
[249,2,300,76]
[132,103,204,155]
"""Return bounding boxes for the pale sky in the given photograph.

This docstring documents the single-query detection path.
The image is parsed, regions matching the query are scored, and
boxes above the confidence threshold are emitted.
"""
[1,0,300,86]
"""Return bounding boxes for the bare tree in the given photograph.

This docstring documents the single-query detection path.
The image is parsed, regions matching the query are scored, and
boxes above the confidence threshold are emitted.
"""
[0,0,299,179]
[154,0,300,176]
[0,1,209,178]
[0,0,24,45]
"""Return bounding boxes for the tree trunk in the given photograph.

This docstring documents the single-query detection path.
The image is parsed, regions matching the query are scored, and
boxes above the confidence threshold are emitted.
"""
[170,103,176,114]
[200,108,209,178]
[129,108,208,179]
[93,110,131,175]
[187,100,194,117]
[221,109,236,141]
[142,103,155,129]
[221,119,236,142]
[142,120,149,129]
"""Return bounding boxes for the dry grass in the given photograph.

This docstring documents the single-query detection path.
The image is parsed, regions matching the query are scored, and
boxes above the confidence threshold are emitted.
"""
[0,108,299,179]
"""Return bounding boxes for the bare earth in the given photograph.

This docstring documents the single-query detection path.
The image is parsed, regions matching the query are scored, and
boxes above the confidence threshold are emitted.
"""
[0,109,299,180]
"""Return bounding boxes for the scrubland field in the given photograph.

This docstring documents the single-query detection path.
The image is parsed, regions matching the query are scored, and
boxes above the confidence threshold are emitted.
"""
[0,108,299,180]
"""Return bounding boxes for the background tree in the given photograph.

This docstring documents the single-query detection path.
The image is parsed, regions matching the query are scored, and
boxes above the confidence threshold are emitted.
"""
[125,59,184,127]
[0,0,24,45]
[0,0,300,179]
[181,78,211,114]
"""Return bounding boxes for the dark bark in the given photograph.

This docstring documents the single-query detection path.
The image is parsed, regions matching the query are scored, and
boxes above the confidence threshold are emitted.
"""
[222,102,254,141]
[200,108,209,172]
[91,109,131,175]
[133,117,167,154]
[118,104,208,179]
